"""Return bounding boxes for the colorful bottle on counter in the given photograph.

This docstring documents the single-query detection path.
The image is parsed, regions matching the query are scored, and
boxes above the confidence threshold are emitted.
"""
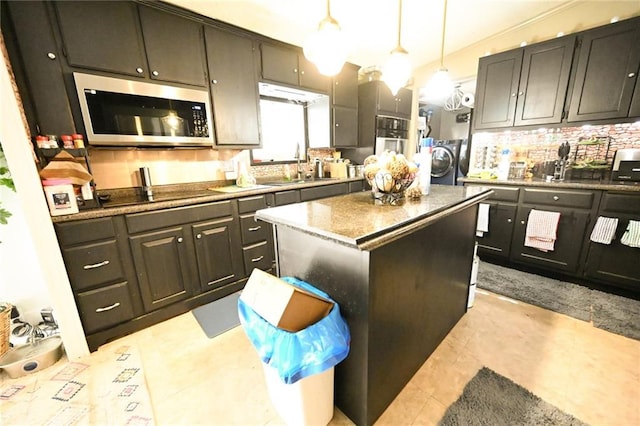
[497,148,511,180]
[417,137,433,195]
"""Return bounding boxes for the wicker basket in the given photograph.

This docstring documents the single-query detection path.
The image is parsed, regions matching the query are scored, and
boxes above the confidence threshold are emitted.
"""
[0,303,12,357]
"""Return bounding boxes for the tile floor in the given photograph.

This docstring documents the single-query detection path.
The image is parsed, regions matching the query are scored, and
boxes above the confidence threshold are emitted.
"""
[5,288,640,425]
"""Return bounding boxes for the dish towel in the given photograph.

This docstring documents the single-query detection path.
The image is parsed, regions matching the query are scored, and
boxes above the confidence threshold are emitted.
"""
[590,216,619,245]
[476,203,490,237]
[621,220,640,248]
[524,209,561,252]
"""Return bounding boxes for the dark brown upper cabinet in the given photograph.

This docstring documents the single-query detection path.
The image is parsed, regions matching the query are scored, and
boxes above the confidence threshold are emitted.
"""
[331,63,360,147]
[260,43,330,93]
[473,36,575,130]
[204,26,261,147]
[55,2,206,86]
[568,18,640,122]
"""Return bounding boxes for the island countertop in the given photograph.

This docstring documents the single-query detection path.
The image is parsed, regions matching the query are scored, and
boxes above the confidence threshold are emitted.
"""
[256,184,492,250]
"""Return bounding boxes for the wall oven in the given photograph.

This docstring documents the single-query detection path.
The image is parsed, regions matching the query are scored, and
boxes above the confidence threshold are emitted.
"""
[374,116,410,157]
[73,72,214,147]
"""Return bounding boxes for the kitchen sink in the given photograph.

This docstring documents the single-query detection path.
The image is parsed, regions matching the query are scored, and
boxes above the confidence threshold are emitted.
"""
[263,178,338,186]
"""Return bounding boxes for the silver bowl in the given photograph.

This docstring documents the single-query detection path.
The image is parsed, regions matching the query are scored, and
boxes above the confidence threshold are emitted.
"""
[0,335,63,378]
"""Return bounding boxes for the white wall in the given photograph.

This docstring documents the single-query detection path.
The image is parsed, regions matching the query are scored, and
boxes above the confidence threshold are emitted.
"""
[1,53,89,358]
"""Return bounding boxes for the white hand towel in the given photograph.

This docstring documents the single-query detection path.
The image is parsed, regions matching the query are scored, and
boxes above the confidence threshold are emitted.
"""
[621,220,640,248]
[590,216,619,245]
[524,209,561,252]
[476,203,490,237]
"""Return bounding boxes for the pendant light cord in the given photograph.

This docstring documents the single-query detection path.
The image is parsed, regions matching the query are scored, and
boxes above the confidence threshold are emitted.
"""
[440,0,448,67]
[326,0,331,18]
[396,0,403,48]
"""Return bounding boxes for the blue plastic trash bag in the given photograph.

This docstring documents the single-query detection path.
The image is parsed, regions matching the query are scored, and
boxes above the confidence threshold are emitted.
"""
[238,276,350,385]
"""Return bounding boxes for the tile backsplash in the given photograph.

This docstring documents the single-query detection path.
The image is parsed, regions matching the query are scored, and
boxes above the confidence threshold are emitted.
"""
[470,122,640,174]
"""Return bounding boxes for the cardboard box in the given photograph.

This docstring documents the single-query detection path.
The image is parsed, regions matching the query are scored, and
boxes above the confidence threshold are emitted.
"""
[240,269,334,332]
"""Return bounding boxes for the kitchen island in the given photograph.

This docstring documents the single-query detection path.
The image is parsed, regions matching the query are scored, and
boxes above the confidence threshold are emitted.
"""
[255,184,492,426]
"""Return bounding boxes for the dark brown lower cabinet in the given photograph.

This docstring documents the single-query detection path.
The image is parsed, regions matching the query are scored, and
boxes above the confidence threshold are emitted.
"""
[584,192,640,292]
[477,202,517,258]
[129,226,195,312]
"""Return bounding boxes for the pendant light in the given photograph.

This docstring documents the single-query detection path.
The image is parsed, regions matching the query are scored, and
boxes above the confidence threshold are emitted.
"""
[303,0,349,76]
[426,0,454,100]
[383,0,411,96]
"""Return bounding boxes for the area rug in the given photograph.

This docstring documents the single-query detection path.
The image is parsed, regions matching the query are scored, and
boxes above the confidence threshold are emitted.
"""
[0,343,154,425]
[192,291,241,338]
[438,367,587,426]
[477,260,640,341]
[591,289,640,340]
[476,261,592,321]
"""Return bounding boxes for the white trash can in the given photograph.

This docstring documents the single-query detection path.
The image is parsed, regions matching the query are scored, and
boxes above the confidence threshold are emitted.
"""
[262,363,334,426]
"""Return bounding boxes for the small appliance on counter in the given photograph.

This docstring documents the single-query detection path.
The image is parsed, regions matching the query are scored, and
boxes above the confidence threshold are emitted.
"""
[611,148,640,182]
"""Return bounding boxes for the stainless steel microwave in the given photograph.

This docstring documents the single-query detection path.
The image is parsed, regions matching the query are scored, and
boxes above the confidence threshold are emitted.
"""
[73,72,214,147]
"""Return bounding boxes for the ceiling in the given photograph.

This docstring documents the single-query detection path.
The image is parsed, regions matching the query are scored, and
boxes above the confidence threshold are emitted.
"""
[164,0,620,73]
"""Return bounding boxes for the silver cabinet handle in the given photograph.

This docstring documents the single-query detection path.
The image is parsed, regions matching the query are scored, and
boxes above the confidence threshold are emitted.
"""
[632,168,640,172]
[293,68,298,73]
[152,70,159,76]
[136,67,143,74]
[196,233,202,239]
[47,52,56,60]
[518,91,524,96]
[511,93,517,97]
[248,226,261,232]
[83,260,110,270]
[251,255,264,262]
[177,237,183,243]
[95,302,120,313]
[553,196,559,201]
[629,73,636,78]
[211,79,218,84]
[521,220,526,225]
[507,218,512,223]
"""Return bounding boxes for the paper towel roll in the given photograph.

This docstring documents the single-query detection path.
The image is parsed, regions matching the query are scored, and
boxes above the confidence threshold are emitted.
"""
[462,93,475,108]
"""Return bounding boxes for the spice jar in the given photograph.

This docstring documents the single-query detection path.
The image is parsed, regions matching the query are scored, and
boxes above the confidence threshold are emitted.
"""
[35,135,49,149]
[72,133,85,148]
[60,135,74,149]
[46,135,59,148]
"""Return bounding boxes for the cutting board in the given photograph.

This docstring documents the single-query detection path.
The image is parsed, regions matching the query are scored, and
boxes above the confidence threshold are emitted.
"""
[209,184,270,193]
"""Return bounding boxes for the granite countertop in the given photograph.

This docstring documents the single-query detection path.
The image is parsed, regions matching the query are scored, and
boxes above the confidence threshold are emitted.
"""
[459,177,640,192]
[255,185,492,251]
[51,177,364,223]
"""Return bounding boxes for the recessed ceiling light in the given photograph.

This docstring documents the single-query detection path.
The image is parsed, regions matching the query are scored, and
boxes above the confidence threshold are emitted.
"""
[484,51,491,56]
[610,16,619,23]
[556,32,564,37]
[520,41,527,47]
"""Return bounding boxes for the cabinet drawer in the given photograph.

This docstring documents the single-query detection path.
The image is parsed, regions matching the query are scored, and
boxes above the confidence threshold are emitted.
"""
[601,193,640,214]
[238,195,269,214]
[126,200,234,233]
[349,180,364,193]
[486,186,519,202]
[62,240,125,291]
[76,281,135,334]
[300,183,348,201]
[274,190,300,206]
[521,188,595,209]
[240,214,272,245]
[55,217,116,246]
[242,241,274,272]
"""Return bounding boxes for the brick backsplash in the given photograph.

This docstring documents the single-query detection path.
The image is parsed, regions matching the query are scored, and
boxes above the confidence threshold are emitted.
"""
[470,122,640,173]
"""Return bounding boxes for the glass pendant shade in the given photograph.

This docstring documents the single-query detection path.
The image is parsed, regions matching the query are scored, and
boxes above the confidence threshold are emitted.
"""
[426,67,454,100]
[303,14,348,76]
[383,46,411,96]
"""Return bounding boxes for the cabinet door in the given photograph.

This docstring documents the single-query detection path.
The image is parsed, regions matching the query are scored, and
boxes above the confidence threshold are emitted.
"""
[192,217,244,292]
[568,18,640,122]
[5,1,75,136]
[332,106,358,147]
[205,26,261,146]
[476,203,517,259]
[138,5,206,86]
[510,206,590,274]
[261,43,299,86]
[55,1,147,77]
[377,83,400,115]
[395,88,413,117]
[514,37,575,126]
[129,227,192,312]
[473,49,523,130]
[298,54,330,92]
[629,72,640,117]
[333,65,359,108]
[584,216,640,292]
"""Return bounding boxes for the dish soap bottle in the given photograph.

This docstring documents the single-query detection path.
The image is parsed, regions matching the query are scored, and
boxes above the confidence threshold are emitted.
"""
[497,148,511,180]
